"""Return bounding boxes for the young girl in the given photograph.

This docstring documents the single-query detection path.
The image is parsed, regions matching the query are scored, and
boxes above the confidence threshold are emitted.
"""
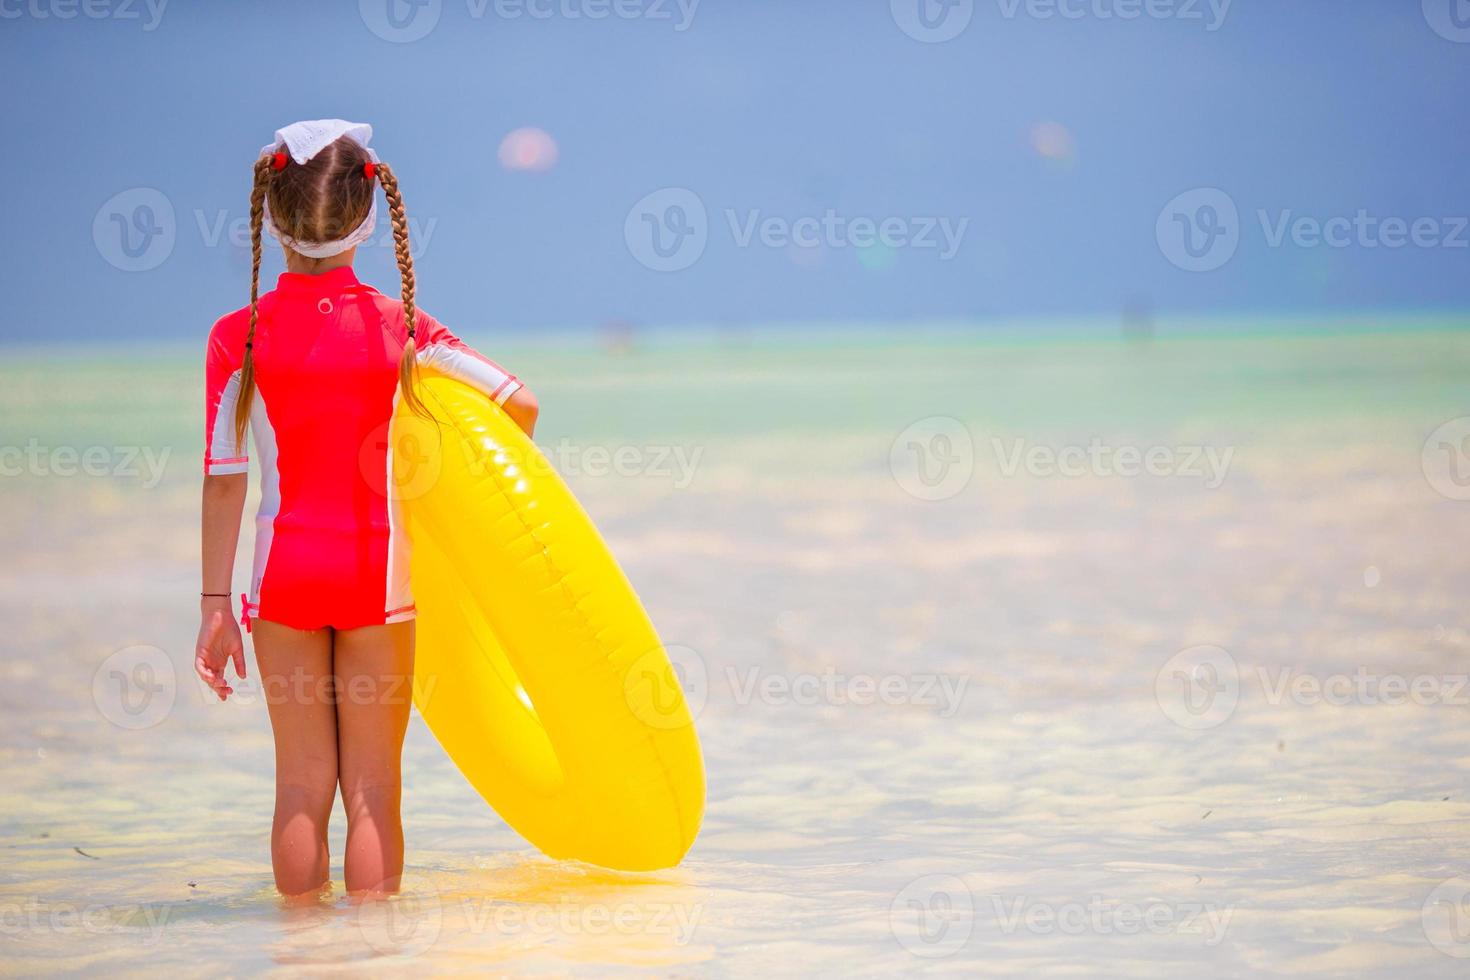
[194,120,538,899]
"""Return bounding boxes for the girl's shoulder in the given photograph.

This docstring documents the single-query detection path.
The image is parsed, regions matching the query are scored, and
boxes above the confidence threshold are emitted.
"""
[205,282,445,360]
[205,304,252,368]
[348,287,445,342]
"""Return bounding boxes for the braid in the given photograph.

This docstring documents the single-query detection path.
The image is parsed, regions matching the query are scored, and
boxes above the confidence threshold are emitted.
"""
[374,162,430,419]
[234,155,273,450]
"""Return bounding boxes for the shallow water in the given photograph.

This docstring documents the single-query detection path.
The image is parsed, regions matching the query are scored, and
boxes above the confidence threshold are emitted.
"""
[3,322,1470,976]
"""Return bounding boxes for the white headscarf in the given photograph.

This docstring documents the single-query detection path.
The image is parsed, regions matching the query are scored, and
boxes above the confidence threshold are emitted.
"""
[259,119,381,259]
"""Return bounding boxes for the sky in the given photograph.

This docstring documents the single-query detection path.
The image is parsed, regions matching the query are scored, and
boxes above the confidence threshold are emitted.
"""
[3,0,1469,341]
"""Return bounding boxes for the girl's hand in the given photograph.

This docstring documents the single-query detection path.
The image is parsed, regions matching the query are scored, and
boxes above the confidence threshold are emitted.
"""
[195,602,246,701]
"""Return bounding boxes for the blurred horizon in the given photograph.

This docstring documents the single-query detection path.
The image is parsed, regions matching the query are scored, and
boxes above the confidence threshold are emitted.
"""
[4,309,1470,357]
[5,1,1470,341]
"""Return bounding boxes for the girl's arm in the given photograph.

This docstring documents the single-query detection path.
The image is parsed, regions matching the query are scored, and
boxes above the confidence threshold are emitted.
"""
[196,472,248,701]
[501,386,539,437]
[200,321,251,700]
[413,312,538,436]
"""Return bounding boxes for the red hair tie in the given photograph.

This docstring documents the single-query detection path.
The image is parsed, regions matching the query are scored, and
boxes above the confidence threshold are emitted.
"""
[270,151,287,171]
[363,162,377,180]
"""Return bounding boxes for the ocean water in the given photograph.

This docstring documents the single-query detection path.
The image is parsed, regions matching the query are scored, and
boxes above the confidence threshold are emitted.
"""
[3,322,1470,976]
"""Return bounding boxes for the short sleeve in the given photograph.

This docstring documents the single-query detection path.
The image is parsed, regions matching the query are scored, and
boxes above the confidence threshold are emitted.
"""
[204,322,249,475]
[413,312,523,405]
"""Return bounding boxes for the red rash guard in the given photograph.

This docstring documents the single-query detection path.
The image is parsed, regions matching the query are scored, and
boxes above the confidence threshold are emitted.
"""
[204,266,522,631]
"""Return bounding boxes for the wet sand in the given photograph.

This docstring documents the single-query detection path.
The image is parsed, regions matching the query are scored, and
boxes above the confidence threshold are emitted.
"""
[2,322,1470,976]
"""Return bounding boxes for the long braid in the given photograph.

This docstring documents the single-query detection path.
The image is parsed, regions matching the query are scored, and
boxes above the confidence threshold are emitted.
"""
[234,155,273,450]
[374,162,430,418]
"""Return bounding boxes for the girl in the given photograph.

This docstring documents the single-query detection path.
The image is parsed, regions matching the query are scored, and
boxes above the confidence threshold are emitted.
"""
[193,120,538,899]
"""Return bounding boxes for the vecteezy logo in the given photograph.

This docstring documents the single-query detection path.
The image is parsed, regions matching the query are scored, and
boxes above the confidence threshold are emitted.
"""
[624,644,707,730]
[890,874,973,958]
[1421,416,1470,501]
[356,885,444,958]
[890,416,975,501]
[625,188,708,272]
[359,0,442,43]
[1423,0,1470,42]
[890,0,973,43]
[360,415,443,501]
[93,188,175,272]
[1155,644,1239,730]
[92,645,176,730]
[1156,188,1239,273]
[1423,878,1470,957]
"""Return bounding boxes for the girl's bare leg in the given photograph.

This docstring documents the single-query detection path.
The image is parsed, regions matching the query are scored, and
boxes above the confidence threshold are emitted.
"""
[253,620,338,898]
[333,621,414,895]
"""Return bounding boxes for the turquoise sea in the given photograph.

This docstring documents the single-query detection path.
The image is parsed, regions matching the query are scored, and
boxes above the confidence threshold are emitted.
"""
[3,319,1470,976]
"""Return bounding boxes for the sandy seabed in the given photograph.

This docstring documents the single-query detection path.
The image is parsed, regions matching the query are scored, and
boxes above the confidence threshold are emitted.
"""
[2,324,1470,976]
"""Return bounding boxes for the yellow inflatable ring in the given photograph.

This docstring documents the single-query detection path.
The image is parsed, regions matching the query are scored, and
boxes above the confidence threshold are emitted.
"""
[392,374,704,871]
